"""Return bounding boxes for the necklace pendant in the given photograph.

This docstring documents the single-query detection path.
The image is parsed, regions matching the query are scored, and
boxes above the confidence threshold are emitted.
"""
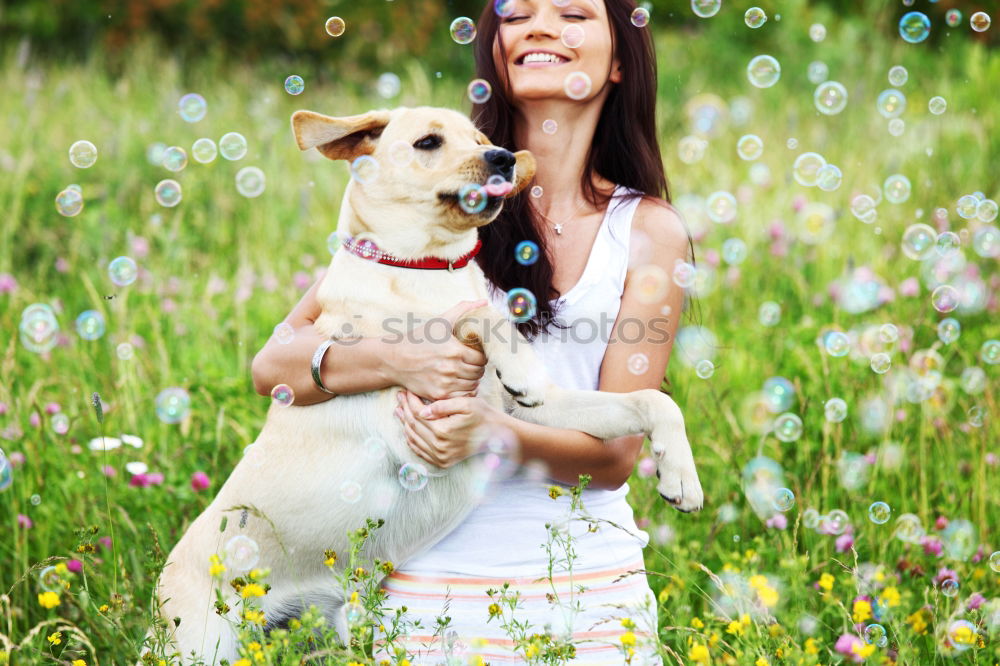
[554,223,563,235]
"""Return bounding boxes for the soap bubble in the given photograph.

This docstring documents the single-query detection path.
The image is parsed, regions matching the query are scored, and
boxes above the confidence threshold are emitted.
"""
[20,304,60,353]
[224,535,260,571]
[691,0,721,18]
[270,384,295,407]
[814,81,848,115]
[351,156,380,185]
[736,134,763,160]
[747,55,781,88]
[69,140,98,168]
[758,301,781,327]
[376,73,401,99]
[876,89,906,119]
[970,11,991,32]
[630,7,650,27]
[888,66,908,86]
[108,256,138,287]
[816,164,842,191]
[850,194,877,224]
[822,509,850,535]
[936,318,960,344]
[824,398,848,423]
[695,359,715,379]
[563,72,593,100]
[977,199,998,222]
[989,551,1000,573]
[980,340,1000,364]
[898,11,930,43]
[809,23,826,42]
[721,238,747,265]
[807,61,829,85]
[864,624,888,647]
[398,462,429,491]
[893,513,925,543]
[273,322,295,344]
[763,377,795,413]
[627,353,650,375]
[506,287,537,323]
[773,413,803,442]
[235,167,266,198]
[55,188,84,217]
[561,24,585,48]
[792,152,826,187]
[325,16,346,37]
[161,146,188,172]
[706,191,738,223]
[883,174,911,203]
[931,284,960,313]
[941,519,977,560]
[870,353,891,374]
[868,501,891,524]
[75,310,105,340]
[284,75,305,95]
[156,388,191,424]
[191,138,217,164]
[945,10,962,28]
[900,224,936,260]
[515,240,539,265]
[467,79,492,104]
[888,118,905,137]
[744,8,766,28]
[772,487,795,512]
[928,96,947,115]
[823,331,850,357]
[935,231,961,256]
[178,93,207,122]
[219,132,248,161]
[450,17,476,44]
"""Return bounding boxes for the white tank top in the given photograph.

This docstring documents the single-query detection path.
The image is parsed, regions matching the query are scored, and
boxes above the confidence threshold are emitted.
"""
[402,185,650,577]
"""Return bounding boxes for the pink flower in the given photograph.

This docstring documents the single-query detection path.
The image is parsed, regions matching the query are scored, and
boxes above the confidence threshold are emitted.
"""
[877,286,895,305]
[102,465,117,477]
[769,221,786,240]
[0,402,6,415]
[791,195,807,213]
[704,249,720,268]
[935,516,949,530]
[29,412,40,427]
[636,517,650,529]
[864,452,877,465]
[55,257,70,273]
[131,236,150,259]
[922,536,943,557]
[726,266,741,286]
[834,633,865,663]
[766,513,788,530]
[636,457,656,479]
[900,277,920,297]
[967,592,986,611]
[972,545,985,563]
[161,298,177,314]
[933,567,958,587]
[293,271,312,290]
[769,240,788,257]
[17,513,32,529]
[8,451,25,467]
[0,273,17,294]
[985,453,998,466]
[190,471,211,491]
[99,536,112,550]
[836,534,855,553]
[45,402,61,415]
[66,559,83,573]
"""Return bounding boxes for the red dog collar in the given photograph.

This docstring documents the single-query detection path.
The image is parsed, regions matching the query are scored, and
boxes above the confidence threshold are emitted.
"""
[340,235,482,272]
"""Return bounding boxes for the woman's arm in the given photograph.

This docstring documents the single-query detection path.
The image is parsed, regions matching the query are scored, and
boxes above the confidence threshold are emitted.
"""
[251,276,488,406]
[490,199,689,490]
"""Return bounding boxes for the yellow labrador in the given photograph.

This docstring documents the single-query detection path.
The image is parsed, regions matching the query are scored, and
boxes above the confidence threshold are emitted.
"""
[149,106,703,663]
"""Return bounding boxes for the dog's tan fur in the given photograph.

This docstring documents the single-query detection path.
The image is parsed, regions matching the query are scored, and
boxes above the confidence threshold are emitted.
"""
[148,106,702,664]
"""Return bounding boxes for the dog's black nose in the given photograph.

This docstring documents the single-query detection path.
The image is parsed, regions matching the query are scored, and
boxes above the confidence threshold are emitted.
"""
[484,149,516,180]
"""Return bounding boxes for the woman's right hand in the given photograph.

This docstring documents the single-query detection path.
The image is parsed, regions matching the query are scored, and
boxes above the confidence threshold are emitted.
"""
[386,299,489,401]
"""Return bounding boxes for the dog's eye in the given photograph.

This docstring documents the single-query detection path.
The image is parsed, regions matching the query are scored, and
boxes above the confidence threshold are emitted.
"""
[414,134,443,150]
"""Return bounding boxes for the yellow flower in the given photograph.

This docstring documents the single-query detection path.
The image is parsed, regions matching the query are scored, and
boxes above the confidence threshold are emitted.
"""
[470,656,485,666]
[621,617,635,629]
[488,603,501,618]
[253,653,266,664]
[72,661,87,666]
[755,658,769,666]
[852,599,873,624]
[400,660,411,666]
[906,609,929,635]
[851,642,875,659]
[818,573,834,592]
[548,485,565,499]
[805,638,819,655]
[47,632,62,645]
[740,614,751,628]
[722,562,741,573]
[38,591,61,609]
[726,620,744,637]
[243,609,266,626]
[757,585,779,608]
[767,624,784,638]
[708,632,720,648]
[688,642,710,663]
[248,642,261,651]
[233,660,251,666]
[99,604,109,613]
[55,563,69,575]
[748,574,768,590]
[209,554,227,577]
[690,617,705,629]
[620,631,636,647]
[524,644,539,658]
[880,586,901,607]
[248,568,268,580]
[323,549,337,567]
[241,583,266,599]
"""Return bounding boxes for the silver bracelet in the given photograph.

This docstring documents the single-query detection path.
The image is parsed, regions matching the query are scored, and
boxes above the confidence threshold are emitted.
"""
[311,338,338,395]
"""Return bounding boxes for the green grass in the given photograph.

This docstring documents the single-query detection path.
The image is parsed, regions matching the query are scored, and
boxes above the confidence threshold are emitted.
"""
[1,3,999,664]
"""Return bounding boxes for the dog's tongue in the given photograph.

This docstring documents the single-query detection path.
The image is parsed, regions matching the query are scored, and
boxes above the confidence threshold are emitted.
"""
[484,181,514,197]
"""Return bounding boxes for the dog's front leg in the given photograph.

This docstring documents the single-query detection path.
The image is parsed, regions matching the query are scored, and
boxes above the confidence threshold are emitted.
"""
[508,387,703,512]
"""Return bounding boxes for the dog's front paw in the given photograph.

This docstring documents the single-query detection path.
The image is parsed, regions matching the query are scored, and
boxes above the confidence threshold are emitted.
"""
[651,440,704,513]
[495,367,545,408]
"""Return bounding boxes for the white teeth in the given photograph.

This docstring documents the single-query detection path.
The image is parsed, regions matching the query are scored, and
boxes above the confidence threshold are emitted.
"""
[521,53,564,64]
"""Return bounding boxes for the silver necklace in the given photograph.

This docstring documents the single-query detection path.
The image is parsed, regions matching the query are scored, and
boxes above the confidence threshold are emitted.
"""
[529,197,590,235]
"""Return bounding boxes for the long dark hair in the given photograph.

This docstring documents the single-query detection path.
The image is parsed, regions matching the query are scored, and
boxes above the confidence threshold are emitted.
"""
[471,0,675,341]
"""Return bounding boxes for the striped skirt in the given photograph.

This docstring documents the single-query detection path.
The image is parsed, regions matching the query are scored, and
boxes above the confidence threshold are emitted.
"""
[372,558,663,665]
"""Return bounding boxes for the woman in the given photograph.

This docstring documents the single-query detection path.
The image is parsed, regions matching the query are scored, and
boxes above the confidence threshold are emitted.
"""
[252,0,691,662]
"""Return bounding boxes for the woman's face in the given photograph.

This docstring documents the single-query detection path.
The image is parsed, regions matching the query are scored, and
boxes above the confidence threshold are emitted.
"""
[493,0,621,105]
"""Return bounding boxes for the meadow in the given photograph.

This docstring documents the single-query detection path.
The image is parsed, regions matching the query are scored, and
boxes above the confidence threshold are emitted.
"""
[1,1,999,664]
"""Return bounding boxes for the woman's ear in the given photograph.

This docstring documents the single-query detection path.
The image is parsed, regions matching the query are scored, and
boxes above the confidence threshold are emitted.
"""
[611,63,623,84]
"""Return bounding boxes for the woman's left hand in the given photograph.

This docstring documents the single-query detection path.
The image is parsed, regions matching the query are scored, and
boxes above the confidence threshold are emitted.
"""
[394,389,501,468]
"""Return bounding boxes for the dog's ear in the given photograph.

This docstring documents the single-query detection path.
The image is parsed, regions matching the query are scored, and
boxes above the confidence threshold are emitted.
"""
[291,109,392,161]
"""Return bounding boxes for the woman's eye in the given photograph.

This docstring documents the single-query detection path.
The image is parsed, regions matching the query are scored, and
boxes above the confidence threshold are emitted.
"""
[564,14,587,20]
[414,135,443,150]
[502,16,527,23]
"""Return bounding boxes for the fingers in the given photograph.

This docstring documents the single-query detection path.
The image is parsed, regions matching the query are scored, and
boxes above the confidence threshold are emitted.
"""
[440,299,488,327]
[459,346,488,367]
[399,419,442,467]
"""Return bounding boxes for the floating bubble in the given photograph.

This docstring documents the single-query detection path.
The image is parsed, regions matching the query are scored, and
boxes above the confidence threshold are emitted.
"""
[161,146,188,172]
[563,72,593,100]
[864,624,888,647]
[744,7,767,28]
[947,620,977,652]
[823,331,850,357]
[967,405,985,428]
[932,318,959,345]
[56,188,84,216]
[630,7,650,27]
[940,579,959,597]
[802,508,820,530]
[284,75,305,95]
[823,509,850,535]
[627,353,650,375]
[178,93,207,122]
[270,384,294,407]
[515,240,539,265]
[900,224,936,260]
[736,134,763,160]
[747,55,781,88]
[678,135,706,164]
[883,174,912,204]
[773,413,803,442]
[887,118,905,137]
[675,326,718,367]
[935,231,960,256]
[506,287,537,323]
[772,487,795,512]
[816,164,842,191]
[749,163,771,186]
[887,66,908,87]
[672,261,696,288]
[956,194,978,219]
[876,89,906,119]
[825,398,848,423]
[928,96,947,115]
[807,61,829,85]
[219,132,248,161]
[878,323,899,344]
[867,501,891,524]
[691,0,720,18]
[813,80,848,115]
[980,340,1000,364]
[741,455,785,520]
[706,191,737,223]
[989,551,1000,573]
[467,79,492,104]
[268,324,293,347]
[339,480,362,504]
[21,305,61,353]
[458,183,487,214]
[972,226,999,258]
[960,366,986,394]
[235,167,266,198]
[758,301,781,327]
[931,284,960,313]
[450,17,476,44]
[893,513,925,543]
[786,138,798,150]
[870,353,891,374]
[350,156,380,185]
[561,24,585,48]
[398,462,429,491]
[191,138,217,164]
[792,152,826,187]
[809,23,826,42]
[224,535,260,571]
[941,519,977,560]
[156,387,191,424]
[325,16,346,37]
[541,119,558,135]
[108,256,138,287]
[695,359,715,379]
[898,11,930,43]
[763,377,795,413]
[977,199,998,222]
[945,9,962,28]
[75,310,105,340]
[52,413,69,435]
[69,140,98,168]
[970,11,991,32]
[0,458,12,492]
[376,72,401,99]
[722,238,747,265]
[850,194,877,224]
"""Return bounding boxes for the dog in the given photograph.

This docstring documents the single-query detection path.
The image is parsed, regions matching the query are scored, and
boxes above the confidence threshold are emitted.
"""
[149,106,703,664]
